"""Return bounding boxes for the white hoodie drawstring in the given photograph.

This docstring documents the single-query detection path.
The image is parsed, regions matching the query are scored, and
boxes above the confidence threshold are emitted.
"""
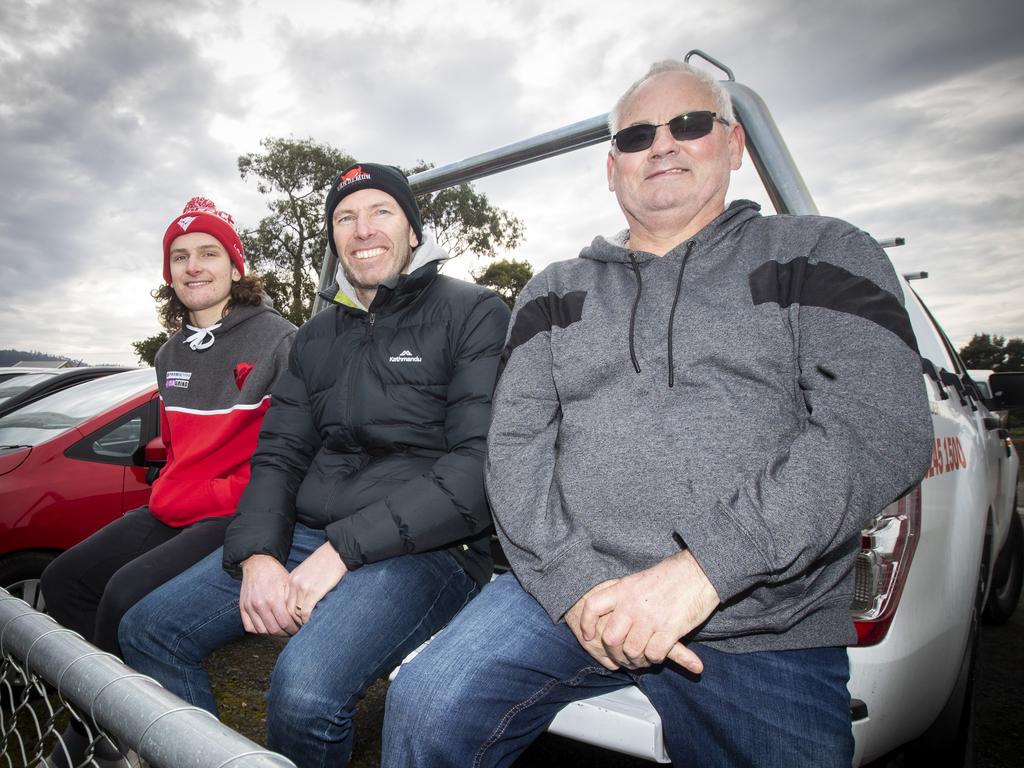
[183,323,222,350]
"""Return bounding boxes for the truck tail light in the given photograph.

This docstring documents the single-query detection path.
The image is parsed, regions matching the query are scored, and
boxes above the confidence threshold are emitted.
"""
[851,485,921,646]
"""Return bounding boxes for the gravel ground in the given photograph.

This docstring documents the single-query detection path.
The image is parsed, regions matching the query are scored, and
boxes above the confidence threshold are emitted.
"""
[207,576,1024,768]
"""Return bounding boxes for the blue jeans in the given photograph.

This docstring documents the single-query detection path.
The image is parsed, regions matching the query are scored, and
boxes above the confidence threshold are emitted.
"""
[119,523,479,768]
[383,572,854,768]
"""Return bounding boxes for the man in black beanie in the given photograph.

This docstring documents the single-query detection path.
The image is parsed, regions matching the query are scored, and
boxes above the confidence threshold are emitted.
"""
[322,163,425,308]
[120,162,511,767]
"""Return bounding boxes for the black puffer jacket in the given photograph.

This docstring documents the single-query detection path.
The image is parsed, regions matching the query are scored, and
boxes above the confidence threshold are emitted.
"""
[222,247,511,586]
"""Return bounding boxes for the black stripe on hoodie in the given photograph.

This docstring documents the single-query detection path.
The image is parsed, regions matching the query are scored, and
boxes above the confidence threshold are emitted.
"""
[749,257,918,353]
[499,291,587,375]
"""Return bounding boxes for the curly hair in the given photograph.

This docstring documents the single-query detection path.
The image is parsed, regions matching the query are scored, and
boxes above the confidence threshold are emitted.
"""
[153,274,266,331]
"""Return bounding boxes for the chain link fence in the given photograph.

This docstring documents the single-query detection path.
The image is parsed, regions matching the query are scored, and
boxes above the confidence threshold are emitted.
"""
[0,588,294,767]
[2,654,120,767]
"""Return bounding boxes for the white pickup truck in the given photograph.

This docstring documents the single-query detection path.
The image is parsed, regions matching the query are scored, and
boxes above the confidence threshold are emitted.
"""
[325,50,1023,768]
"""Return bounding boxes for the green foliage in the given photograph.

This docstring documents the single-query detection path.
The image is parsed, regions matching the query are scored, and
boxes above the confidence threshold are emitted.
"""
[472,259,534,309]
[405,162,525,260]
[132,141,528,357]
[238,138,355,325]
[235,145,525,326]
[131,332,169,366]
[1003,338,1024,372]
[958,333,1024,372]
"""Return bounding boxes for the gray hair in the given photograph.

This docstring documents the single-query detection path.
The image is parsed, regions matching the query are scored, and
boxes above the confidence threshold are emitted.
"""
[608,59,734,136]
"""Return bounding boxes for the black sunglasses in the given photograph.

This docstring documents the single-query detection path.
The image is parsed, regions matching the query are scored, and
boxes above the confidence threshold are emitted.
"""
[612,111,730,153]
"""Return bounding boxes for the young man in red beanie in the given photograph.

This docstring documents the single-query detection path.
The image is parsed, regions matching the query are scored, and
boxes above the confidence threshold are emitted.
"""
[40,196,295,767]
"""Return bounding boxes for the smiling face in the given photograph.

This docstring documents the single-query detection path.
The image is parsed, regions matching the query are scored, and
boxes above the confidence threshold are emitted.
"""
[332,188,420,307]
[607,70,745,254]
[168,232,240,327]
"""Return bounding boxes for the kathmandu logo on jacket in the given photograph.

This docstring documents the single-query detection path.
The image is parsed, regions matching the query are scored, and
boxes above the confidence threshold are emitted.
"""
[165,370,192,389]
[176,216,198,232]
[337,165,371,190]
[389,350,422,363]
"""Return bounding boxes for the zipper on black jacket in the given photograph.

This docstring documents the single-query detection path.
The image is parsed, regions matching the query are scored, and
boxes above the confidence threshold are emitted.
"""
[344,311,376,430]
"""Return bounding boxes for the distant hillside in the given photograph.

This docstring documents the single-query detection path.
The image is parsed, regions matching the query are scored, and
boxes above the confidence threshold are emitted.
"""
[0,349,88,367]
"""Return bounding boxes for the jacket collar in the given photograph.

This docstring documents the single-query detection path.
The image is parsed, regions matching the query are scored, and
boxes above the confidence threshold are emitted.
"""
[580,199,762,264]
[320,260,440,316]
[321,235,449,311]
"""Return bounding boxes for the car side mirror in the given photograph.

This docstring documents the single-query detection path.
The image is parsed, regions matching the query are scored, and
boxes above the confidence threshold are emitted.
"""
[144,436,167,465]
[144,437,167,484]
[989,372,1024,410]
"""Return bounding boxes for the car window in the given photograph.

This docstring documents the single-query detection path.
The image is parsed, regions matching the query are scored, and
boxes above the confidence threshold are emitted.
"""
[63,400,155,467]
[0,373,57,404]
[92,416,143,458]
[900,283,956,373]
[0,369,155,449]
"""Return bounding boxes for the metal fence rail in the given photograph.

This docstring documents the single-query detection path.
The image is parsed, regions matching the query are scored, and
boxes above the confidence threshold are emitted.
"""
[312,52,817,315]
[0,589,294,768]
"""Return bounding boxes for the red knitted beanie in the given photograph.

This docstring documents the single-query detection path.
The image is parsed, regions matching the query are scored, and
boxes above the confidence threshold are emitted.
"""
[162,197,245,283]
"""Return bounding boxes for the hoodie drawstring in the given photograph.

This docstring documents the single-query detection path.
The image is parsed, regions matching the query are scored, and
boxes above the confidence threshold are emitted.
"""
[183,322,222,351]
[666,241,695,388]
[627,253,643,373]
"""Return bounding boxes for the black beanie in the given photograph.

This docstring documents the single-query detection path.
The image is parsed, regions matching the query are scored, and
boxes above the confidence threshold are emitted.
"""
[325,163,424,256]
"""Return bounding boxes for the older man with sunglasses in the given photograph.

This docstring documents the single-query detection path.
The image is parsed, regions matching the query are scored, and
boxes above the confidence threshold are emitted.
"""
[383,61,932,766]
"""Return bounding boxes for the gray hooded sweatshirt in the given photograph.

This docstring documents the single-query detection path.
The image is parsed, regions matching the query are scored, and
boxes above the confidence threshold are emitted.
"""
[487,200,933,652]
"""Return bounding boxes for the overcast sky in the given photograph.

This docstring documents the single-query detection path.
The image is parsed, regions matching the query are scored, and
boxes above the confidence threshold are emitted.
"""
[1,0,1022,365]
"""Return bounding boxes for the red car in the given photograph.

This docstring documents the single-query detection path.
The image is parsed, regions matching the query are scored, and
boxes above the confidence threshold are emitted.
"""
[0,368,160,609]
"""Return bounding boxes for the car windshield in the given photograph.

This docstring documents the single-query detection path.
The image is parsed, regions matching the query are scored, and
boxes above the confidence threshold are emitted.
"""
[0,370,50,384]
[0,373,57,404]
[0,368,155,448]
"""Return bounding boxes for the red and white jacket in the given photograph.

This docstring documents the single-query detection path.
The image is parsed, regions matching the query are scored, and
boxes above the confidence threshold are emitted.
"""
[150,300,295,527]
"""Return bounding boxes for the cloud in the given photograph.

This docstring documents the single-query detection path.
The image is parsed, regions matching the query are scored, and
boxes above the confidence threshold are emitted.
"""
[1,0,1022,363]
[0,0,251,359]
[267,11,533,167]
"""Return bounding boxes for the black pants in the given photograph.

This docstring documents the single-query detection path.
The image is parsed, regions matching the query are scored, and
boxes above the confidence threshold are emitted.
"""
[40,507,231,656]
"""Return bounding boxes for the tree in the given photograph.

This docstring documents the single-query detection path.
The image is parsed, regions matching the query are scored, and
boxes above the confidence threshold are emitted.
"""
[472,259,534,309]
[1003,338,1024,372]
[236,142,527,325]
[238,138,354,326]
[958,333,1024,372]
[132,331,169,366]
[959,334,1004,370]
[405,162,525,260]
